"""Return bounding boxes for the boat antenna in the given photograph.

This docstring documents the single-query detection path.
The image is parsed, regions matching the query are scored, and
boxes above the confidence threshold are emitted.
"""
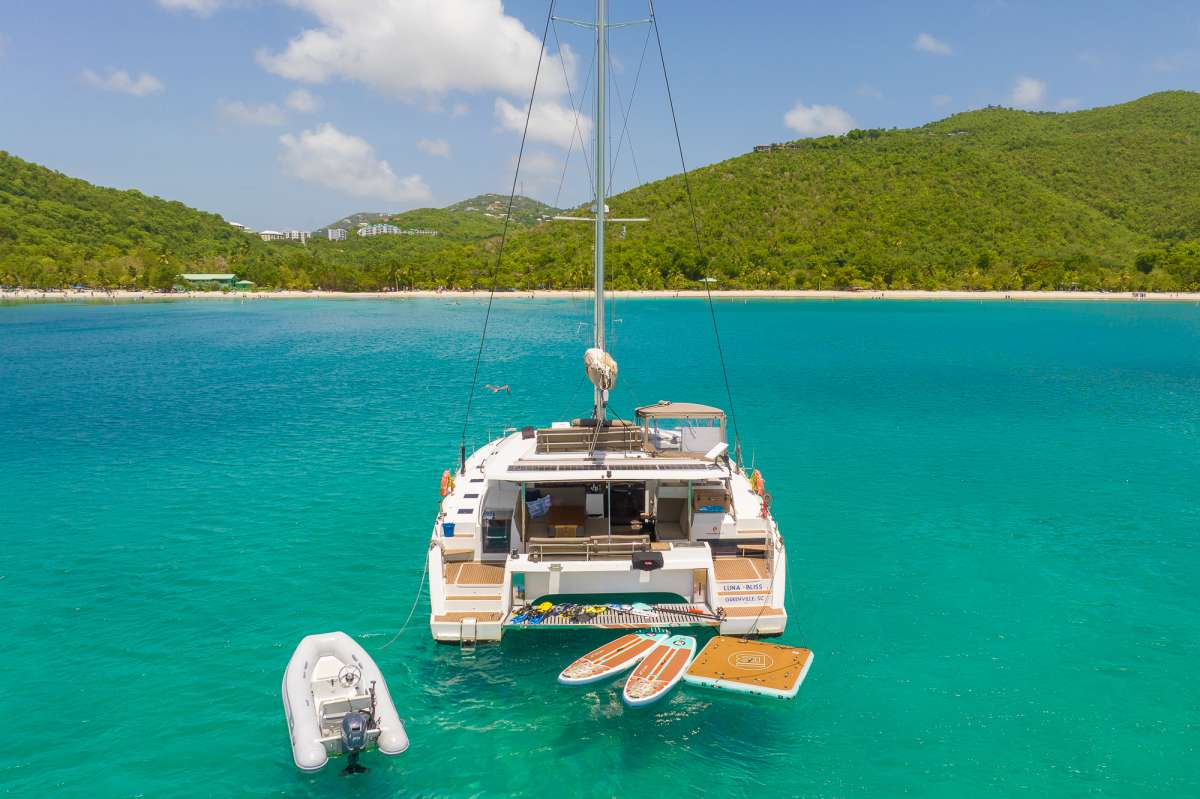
[459,0,556,472]
[647,0,744,468]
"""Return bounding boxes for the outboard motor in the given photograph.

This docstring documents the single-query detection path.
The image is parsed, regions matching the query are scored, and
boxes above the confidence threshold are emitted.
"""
[340,712,369,775]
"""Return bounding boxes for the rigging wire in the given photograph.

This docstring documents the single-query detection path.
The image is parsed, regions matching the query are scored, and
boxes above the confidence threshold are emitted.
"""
[606,22,652,194]
[647,0,744,467]
[551,20,597,205]
[459,0,556,470]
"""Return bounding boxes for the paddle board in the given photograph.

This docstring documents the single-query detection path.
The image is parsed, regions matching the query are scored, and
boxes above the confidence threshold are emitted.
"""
[558,632,666,685]
[622,635,696,707]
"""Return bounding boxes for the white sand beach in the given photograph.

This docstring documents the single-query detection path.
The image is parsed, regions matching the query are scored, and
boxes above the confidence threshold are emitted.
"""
[5,288,1200,303]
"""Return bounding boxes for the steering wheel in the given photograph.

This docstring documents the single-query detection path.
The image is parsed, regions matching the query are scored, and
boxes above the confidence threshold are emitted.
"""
[336,664,363,688]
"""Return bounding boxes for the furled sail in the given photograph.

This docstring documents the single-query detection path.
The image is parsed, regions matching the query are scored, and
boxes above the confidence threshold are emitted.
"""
[584,347,618,391]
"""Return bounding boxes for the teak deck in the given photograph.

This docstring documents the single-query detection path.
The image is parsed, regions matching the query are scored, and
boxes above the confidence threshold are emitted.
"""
[712,557,770,581]
[444,562,505,585]
[684,636,813,700]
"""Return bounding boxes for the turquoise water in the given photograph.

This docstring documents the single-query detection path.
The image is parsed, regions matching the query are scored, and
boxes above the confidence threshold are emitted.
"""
[2,298,1198,798]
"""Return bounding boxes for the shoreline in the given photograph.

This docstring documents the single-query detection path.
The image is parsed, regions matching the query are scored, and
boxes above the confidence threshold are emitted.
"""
[4,288,1200,304]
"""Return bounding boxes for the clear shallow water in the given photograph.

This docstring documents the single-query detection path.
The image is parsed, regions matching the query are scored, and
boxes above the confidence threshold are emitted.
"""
[1,298,1198,798]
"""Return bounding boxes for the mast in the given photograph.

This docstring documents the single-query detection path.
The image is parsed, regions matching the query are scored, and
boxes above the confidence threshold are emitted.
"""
[592,0,607,419]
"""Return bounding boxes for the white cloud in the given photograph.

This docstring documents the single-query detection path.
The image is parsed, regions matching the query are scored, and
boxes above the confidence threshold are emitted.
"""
[218,100,286,126]
[508,149,562,198]
[81,68,164,97]
[914,33,953,56]
[856,84,883,100]
[494,97,591,149]
[157,0,224,14]
[519,150,559,177]
[278,123,431,202]
[417,137,451,158]
[1009,76,1047,108]
[783,102,855,137]
[257,0,572,101]
[1056,97,1082,111]
[285,88,320,113]
[451,102,469,118]
[932,94,952,107]
[1150,51,1196,73]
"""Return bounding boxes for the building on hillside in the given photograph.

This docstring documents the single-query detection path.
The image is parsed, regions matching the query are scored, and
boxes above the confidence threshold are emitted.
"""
[357,223,440,238]
[327,228,347,241]
[285,230,310,244]
[177,273,236,288]
[229,221,246,230]
[259,230,285,241]
[753,144,772,153]
[359,223,402,237]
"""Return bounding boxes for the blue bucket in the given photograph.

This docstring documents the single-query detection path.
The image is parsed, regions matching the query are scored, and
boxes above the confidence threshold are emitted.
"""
[442,522,456,537]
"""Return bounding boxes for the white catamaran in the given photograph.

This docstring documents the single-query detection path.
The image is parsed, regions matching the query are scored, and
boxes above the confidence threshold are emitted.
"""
[427,0,788,646]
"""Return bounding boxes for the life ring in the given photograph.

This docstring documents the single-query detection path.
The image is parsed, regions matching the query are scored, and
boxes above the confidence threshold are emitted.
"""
[440,469,453,496]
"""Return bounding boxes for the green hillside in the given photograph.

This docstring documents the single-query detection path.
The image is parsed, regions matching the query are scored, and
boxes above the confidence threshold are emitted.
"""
[0,151,259,287]
[3,92,1199,291]
[496,91,1200,291]
[319,195,557,239]
[444,194,559,226]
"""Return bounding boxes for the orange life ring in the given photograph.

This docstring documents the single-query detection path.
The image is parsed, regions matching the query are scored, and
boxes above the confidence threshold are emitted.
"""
[440,469,453,497]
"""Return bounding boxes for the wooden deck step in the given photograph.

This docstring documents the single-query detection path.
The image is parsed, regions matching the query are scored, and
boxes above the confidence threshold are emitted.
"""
[444,561,505,585]
[712,557,769,582]
[718,605,786,617]
[445,594,501,602]
[435,612,502,622]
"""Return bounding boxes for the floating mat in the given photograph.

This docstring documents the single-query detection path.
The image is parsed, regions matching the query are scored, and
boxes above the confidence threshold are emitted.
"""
[683,636,813,700]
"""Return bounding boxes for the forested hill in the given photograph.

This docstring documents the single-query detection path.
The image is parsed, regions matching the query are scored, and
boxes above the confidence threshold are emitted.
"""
[498,91,1200,291]
[319,194,557,237]
[2,91,1199,291]
[0,151,256,287]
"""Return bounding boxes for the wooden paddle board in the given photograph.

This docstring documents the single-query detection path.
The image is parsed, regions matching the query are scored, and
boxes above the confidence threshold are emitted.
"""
[558,632,666,685]
[622,635,696,707]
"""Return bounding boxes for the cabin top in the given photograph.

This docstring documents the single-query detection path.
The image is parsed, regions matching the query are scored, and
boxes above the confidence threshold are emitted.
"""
[480,399,731,482]
[635,401,725,420]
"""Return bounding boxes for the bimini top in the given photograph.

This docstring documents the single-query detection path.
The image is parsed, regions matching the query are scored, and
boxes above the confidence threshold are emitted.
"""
[635,401,725,420]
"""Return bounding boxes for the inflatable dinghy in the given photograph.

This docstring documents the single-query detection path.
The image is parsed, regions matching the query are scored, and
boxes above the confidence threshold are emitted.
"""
[622,635,696,707]
[558,632,666,685]
[281,631,408,773]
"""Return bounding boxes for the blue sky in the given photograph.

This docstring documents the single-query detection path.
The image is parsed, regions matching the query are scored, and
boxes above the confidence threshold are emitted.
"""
[1,0,1197,231]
